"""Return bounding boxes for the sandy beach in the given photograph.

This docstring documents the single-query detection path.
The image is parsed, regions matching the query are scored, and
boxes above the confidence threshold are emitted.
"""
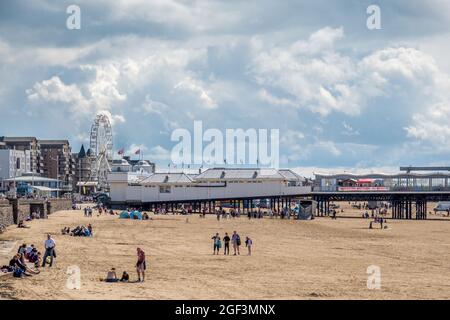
[2,203,450,300]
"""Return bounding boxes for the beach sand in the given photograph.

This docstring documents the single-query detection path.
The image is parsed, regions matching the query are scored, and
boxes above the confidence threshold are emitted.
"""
[1,203,450,300]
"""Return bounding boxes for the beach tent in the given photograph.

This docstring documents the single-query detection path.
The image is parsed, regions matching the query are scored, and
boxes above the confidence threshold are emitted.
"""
[119,211,130,219]
[295,201,317,220]
[130,210,142,220]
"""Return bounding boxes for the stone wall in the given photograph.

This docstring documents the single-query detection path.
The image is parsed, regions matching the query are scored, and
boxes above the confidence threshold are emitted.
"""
[47,199,72,214]
[29,201,47,219]
[16,202,30,224]
[0,200,14,227]
[9,199,31,224]
[1,198,72,227]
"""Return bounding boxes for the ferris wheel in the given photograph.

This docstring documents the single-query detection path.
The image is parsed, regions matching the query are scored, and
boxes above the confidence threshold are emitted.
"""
[89,114,113,190]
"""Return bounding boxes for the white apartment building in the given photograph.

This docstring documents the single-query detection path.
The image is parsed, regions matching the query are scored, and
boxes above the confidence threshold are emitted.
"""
[0,148,31,179]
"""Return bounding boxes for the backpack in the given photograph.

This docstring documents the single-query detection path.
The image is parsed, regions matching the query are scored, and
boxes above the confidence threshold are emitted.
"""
[236,235,241,246]
[13,267,24,278]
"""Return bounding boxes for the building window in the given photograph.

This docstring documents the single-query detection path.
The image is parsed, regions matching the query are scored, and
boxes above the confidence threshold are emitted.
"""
[159,186,171,193]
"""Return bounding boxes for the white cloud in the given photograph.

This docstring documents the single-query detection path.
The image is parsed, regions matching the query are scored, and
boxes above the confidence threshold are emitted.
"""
[26,76,88,109]
[148,145,171,161]
[251,27,450,118]
[341,122,359,136]
[174,77,217,109]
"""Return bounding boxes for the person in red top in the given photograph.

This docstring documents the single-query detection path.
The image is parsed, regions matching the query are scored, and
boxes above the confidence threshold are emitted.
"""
[136,247,146,282]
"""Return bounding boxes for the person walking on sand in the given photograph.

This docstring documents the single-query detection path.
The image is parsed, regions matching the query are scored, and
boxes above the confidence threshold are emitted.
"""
[42,234,56,267]
[245,236,253,255]
[212,233,221,255]
[223,233,230,255]
[136,247,146,282]
[231,231,241,255]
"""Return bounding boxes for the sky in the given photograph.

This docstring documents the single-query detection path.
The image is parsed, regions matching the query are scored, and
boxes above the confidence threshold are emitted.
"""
[1,0,450,176]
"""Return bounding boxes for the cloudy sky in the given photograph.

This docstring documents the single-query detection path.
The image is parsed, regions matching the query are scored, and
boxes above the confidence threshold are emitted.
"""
[1,0,450,175]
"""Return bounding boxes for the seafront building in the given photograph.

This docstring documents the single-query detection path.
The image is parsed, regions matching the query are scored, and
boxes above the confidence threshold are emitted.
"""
[0,137,76,194]
[39,140,76,192]
[0,136,43,174]
[0,143,31,179]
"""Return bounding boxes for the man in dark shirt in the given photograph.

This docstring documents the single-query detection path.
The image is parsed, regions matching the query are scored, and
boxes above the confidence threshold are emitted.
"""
[10,254,27,272]
[9,254,39,275]
[223,233,230,255]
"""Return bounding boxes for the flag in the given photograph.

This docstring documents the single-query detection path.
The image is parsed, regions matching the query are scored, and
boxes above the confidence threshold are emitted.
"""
[135,149,140,155]
[118,148,124,155]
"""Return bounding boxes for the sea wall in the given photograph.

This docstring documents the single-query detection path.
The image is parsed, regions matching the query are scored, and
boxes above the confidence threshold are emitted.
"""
[1,198,72,226]
[0,200,14,227]
[47,199,72,214]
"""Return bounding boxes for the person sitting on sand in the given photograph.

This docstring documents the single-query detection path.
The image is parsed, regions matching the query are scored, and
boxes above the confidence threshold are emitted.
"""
[87,224,93,236]
[9,254,39,276]
[28,248,41,267]
[17,220,30,228]
[105,268,119,282]
[25,244,34,258]
[142,212,149,220]
[136,248,146,282]
[120,271,130,282]
[17,244,27,260]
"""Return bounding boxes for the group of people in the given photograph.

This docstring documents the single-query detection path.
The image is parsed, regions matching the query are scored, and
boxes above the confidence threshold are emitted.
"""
[83,207,94,217]
[104,247,146,283]
[61,224,93,237]
[211,206,297,221]
[211,231,253,256]
[4,252,40,278]
[369,216,388,230]
[1,234,56,278]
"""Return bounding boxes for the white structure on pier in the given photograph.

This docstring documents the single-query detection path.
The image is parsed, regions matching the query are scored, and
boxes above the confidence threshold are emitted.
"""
[108,168,311,204]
